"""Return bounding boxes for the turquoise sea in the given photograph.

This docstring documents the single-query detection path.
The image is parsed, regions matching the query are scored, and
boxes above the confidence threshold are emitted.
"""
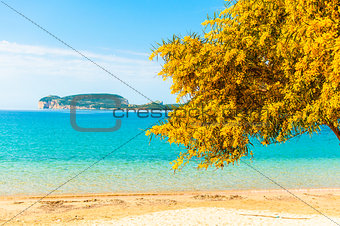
[0,110,339,196]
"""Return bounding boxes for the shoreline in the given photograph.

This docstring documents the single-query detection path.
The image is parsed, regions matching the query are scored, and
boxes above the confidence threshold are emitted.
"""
[1,188,339,225]
[1,187,340,199]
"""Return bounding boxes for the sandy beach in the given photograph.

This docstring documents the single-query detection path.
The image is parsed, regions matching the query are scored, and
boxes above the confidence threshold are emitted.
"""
[0,188,339,225]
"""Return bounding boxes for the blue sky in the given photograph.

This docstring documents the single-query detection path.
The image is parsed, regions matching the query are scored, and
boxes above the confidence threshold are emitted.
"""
[0,0,225,109]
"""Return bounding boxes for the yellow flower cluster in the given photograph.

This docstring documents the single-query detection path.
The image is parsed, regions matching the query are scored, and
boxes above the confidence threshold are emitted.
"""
[148,0,340,170]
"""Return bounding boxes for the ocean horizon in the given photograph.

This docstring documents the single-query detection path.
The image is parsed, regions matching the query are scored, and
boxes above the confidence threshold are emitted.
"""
[0,110,339,196]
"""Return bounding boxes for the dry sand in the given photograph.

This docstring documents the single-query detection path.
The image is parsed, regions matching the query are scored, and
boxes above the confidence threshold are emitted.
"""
[0,188,339,225]
[92,207,339,226]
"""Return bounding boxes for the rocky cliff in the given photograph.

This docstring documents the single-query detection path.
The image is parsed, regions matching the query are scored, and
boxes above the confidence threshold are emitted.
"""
[38,94,129,110]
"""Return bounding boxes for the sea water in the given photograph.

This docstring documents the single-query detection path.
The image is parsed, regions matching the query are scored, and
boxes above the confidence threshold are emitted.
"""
[0,110,339,196]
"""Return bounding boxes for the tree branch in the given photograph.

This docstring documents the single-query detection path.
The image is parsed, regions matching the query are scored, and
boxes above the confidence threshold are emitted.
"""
[327,123,340,142]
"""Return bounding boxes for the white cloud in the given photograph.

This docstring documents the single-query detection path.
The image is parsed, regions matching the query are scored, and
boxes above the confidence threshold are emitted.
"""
[0,40,160,78]
[0,40,149,62]
[0,41,174,109]
[0,40,164,83]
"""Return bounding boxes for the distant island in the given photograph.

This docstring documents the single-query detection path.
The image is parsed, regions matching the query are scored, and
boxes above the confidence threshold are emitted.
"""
[38,94,178,110]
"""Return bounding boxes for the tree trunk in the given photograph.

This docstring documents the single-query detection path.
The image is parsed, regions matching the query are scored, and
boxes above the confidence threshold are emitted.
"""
[328,124,340,142]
